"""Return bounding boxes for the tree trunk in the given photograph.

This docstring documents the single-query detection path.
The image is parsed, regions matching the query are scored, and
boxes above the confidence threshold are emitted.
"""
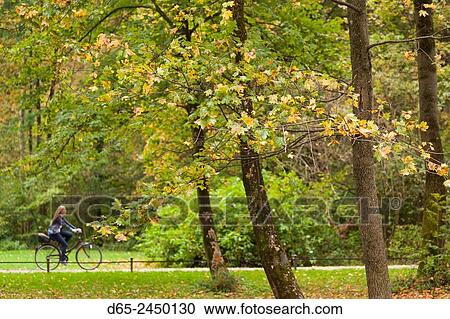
[36,79,42,147]
[19,109,26,159]
[240,139,304,298]
[191,123,229,279]
[347,0,392,298]
[233,0,304,299]
[28,118,33,155]
[179,4,230,278]
[413,0,447,260]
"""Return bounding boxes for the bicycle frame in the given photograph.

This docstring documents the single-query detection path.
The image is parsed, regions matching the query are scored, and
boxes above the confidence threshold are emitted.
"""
[65,234,86,256]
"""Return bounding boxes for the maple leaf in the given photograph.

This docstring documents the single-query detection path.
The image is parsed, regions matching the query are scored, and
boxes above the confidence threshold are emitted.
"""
[243,49,257,63]
[222,10,233,22]
[73,9,88,18]
[241,112,255,127]
[423,3,437,10]
[378,146,392,159]
[416,121,429,131]
[437,164,448,177]
[115,233,128,242]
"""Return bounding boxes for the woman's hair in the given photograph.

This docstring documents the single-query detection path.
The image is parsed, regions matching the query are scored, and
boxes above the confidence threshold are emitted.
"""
[51,205,66,224]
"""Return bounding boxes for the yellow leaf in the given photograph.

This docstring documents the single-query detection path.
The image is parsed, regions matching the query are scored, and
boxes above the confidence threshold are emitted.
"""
[99,226,112,236]
[437,164,448,177]
[73,9,88,18]
[416,121,429,132]
[402,156,414,164]
[287,114,300,123]
[423,3,437,10]
[115,233,128,242]
[419,10,428,17]
[221,9,233,22]
[142,82,153,95]
[243,49,256,63]
[378,146,392,159]
[241,112,255,127]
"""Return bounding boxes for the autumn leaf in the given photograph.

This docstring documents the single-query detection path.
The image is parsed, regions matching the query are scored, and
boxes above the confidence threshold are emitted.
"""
[243,49,257,63]
[423,3,437,10]
[416,121,429,131]
[241,112,255,127]
[378,146,392,159]
[437,164,448,177]
[115,233,128,242]
[221,9,233,23]
[73,9,88,18]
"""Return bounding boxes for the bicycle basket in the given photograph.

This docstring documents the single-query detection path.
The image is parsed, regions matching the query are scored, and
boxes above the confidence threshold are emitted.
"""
[37,233,50,243]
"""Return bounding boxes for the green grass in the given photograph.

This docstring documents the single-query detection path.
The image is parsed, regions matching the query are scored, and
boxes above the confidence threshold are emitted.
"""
[0,250,147,271]
[0,268,417,299]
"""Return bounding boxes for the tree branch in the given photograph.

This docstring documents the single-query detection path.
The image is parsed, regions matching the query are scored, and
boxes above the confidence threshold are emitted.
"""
[368,27,450,50]
[78,5,154,42]
[330,0,362,13]
[150,0,174,28]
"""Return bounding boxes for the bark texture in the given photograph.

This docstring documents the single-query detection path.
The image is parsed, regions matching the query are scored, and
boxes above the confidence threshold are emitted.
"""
[347,0,392,299]
[413,0,447,258]
[233,0,304,299]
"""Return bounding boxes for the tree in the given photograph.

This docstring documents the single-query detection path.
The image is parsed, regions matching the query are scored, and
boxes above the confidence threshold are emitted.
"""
[346,0,391,298]
[232,0,304,299]
[413,0,447,275]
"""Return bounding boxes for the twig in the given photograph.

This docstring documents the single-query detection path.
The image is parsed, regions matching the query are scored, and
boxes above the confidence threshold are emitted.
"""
[150,0,174,28]
[368,27,450,50]
[330,0,362,13]
[78,5,155,42]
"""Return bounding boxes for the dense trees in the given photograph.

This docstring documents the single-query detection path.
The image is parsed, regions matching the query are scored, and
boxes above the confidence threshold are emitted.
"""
[0,0,448,298]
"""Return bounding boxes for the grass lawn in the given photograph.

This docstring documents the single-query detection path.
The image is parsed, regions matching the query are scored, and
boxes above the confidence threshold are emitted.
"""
[0,250,148,271]
[0,268,439,299]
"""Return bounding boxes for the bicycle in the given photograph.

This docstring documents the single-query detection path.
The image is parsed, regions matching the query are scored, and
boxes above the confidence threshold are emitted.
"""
[35,232,102,271]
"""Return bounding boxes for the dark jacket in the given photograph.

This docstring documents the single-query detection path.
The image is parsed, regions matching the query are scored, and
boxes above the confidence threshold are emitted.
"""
[48,216,76,235]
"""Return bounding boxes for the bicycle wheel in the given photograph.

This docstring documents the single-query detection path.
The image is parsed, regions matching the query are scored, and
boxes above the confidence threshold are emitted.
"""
[35,244,61,271]
[76,243,102,270]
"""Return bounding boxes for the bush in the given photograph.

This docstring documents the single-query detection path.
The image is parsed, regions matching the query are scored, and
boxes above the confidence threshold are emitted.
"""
[136,205,204,266]
[138,171,433,267]
[0,239,28,251]
[138,172,367,266]
[387,225,422,262]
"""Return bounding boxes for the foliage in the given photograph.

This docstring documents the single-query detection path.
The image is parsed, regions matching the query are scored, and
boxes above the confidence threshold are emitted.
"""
[0,0,449,294]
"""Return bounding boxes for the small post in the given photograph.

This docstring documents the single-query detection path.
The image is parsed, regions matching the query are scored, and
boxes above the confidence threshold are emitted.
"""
[46,257,50,273]
[130,257,134,273]
[291,254,298,270]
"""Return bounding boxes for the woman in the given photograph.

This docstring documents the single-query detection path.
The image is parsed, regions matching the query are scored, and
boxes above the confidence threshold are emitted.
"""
[48,206,82,263]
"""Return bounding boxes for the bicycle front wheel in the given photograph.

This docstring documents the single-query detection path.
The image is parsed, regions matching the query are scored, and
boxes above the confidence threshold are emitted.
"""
[35,244,61,271]
[76,243,102,270]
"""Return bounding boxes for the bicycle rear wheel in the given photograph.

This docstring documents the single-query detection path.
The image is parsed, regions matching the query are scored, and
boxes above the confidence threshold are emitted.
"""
[76,243,102,270]
[35,244,61,271]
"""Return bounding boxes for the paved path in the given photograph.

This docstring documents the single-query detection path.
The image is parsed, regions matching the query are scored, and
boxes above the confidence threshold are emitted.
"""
[0,265,417,273]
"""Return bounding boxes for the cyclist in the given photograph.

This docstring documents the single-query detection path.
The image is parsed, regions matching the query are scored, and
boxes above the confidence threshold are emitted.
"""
[48,205,82,264]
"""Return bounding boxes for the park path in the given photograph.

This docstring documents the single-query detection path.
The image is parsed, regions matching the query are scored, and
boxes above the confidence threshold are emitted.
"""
[0,265,417,273]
